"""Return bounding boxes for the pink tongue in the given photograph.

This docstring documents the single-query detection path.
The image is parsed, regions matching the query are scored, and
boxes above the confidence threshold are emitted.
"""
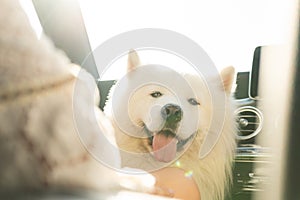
[152,134,178,162]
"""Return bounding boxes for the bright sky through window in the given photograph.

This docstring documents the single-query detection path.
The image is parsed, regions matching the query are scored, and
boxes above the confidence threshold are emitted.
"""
[19,0,290,80]
[79,0,289,79]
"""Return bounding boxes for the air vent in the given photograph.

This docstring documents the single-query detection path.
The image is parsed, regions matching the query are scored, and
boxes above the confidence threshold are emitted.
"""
[235,106,263,140]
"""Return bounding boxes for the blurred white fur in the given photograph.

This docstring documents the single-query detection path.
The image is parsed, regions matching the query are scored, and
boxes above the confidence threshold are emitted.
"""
[0,0,158,195]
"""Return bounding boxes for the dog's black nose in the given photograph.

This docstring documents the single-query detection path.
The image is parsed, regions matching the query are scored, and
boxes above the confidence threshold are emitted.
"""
[161,104,182,122]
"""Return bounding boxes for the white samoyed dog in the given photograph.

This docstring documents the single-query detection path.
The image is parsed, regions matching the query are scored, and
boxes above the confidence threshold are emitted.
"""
[104,50,236,200]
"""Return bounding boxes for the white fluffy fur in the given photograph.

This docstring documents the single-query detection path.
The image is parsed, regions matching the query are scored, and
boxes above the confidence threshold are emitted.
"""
[105,51,236,200]
[0,1,166,195]
[0,0,123,192]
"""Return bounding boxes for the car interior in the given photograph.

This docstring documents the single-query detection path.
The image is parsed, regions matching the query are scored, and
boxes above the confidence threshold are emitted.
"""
[3,0,300,199]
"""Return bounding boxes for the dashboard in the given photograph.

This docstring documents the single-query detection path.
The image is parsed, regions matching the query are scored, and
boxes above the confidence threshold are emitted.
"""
[230,46,271,199]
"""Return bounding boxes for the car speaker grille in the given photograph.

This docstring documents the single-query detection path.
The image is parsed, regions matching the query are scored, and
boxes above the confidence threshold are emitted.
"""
[235,106,263,140]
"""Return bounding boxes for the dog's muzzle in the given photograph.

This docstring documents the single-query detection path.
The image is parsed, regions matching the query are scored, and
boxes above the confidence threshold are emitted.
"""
[148,104,185,162]
[160,103,183,132]
[161,103,182,123]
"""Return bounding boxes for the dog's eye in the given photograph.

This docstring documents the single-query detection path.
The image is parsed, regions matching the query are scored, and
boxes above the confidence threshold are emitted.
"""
[150,91,163,98]
[188,98,200,105]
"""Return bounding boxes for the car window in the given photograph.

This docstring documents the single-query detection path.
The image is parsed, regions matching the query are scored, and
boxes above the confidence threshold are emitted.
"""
[78,0,288,80]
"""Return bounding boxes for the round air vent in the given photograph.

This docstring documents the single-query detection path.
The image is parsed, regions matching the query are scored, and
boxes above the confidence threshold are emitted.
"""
[235,106,263,140]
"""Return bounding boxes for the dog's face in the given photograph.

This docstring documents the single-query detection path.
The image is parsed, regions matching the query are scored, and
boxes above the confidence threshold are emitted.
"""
[111,50,234,163]
[127,77,212,162]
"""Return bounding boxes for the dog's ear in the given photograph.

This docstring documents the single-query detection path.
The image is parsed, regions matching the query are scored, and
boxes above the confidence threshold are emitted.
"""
[127,49,141,72]
[220,66,235,94]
